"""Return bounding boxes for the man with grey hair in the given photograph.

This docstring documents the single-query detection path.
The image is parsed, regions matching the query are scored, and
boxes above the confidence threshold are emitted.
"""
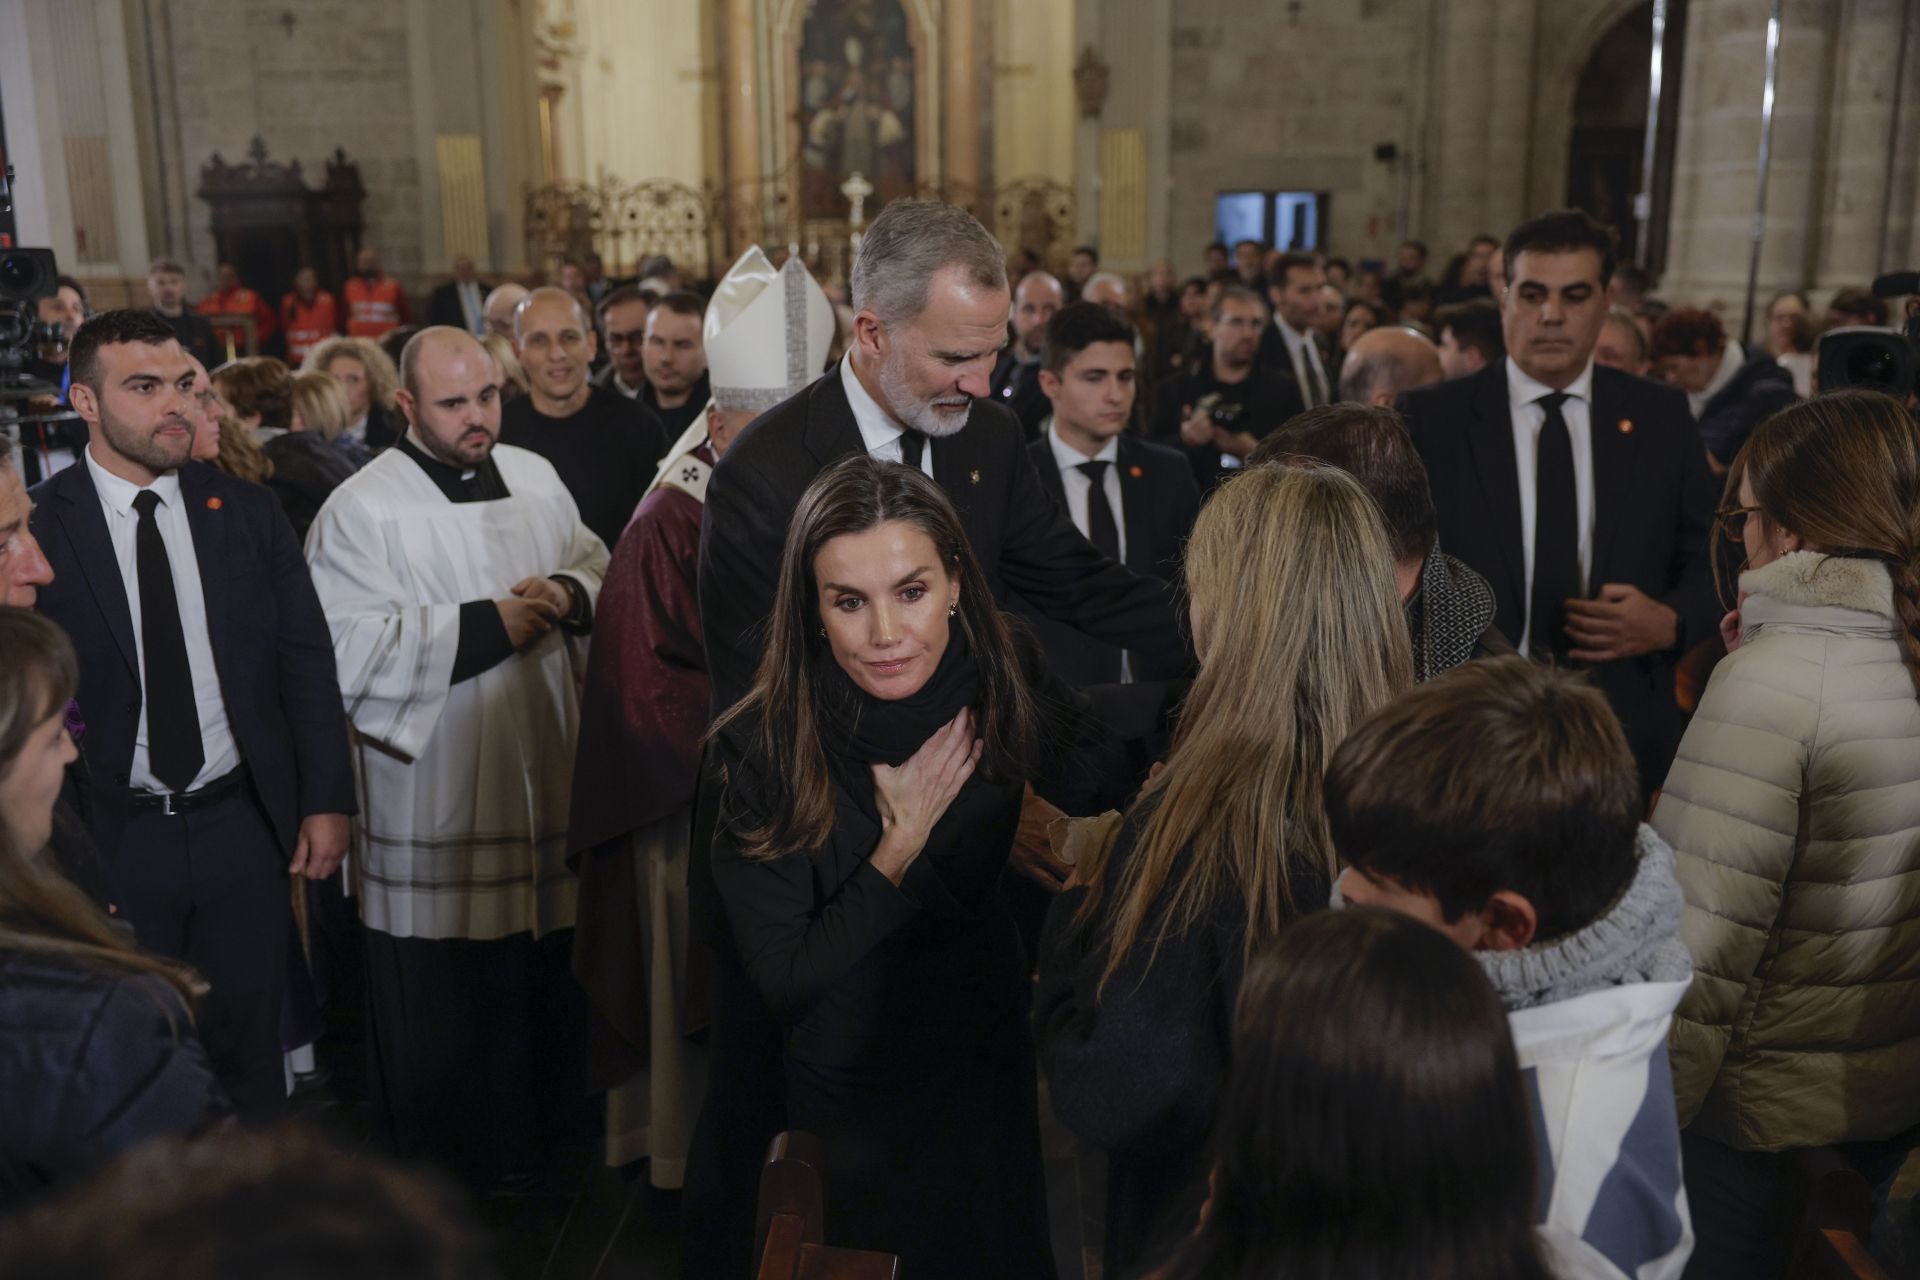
[1339,325,1445,406]
[688,198,1184,1276]
[501,285,667,550]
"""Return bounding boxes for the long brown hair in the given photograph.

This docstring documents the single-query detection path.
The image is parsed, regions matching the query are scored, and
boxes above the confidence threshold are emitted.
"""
[709,455,1041,859]
[1160,909,1549,1280]
[0,609,200,1006]
[1728,389,1920,690]
[1082,462,1413,989]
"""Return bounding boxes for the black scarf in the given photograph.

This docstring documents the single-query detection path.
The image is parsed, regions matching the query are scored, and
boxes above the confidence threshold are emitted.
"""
[813,624,981,769]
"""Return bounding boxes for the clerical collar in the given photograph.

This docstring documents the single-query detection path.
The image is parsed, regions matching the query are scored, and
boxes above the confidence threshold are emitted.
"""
[395,431,509,503]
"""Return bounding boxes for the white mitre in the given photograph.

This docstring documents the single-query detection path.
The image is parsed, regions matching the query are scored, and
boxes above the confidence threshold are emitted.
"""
[647,247,836,500]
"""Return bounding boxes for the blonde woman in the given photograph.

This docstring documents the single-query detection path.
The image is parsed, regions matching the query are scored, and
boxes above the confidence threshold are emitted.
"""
[300,335,401,451]
[0,609,228,1206]
[1035,461,1415,1276]
[480,331,530,405]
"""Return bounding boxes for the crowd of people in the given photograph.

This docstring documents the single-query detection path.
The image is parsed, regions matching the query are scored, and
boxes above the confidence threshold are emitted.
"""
[1,193,1917,1280]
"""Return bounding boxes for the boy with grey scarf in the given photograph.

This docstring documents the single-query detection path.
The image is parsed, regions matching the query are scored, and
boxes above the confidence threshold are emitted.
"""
[1327,656,1693,1280]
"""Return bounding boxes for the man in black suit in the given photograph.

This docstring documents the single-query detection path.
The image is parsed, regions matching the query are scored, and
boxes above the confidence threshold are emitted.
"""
[988,269,1062,440]
[30,309,356,1119]
[1398,210,1716,795]
[1014,301,1197,686]
[688,199,1182,1278]
[424,254,491,335]
[1258,250,1334,407]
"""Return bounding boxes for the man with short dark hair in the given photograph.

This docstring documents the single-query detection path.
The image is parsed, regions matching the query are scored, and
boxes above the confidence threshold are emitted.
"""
[502,286,668,550]
[1014,301,1197,687]
[1202,241,1231,281]
[426,254,492,335]
[31,309,356,1119]
[1434,297,1505,379]
[306,324,606,1186]
[343,246,412,340]
[1155,284,1306,490]
[1824,285,1888,329]
[989,270,1063,438]
[1329,655,1694,1280]
[196,262,277,356]
[143,259,219,368]
[1608,261,1653,311]
[1250,404,1509,678]
[1398,209,1716,795]
[1232,238,1267,290]
[1388,239,1431,303]
[1067,244,1099,298]
[592,285,652,399]
[641,291,711,436]
[1258,250,1332,407]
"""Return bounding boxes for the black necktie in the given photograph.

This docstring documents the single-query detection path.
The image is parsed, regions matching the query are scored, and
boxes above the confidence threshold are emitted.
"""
[1530,392,1580,661]
[132,490,205,792]
[1077,460,1121,561]
[897,430,926,470]
[1301,341,1327,407]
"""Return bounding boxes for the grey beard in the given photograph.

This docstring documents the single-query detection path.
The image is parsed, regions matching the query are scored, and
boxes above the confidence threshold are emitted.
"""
[878,345,971,438]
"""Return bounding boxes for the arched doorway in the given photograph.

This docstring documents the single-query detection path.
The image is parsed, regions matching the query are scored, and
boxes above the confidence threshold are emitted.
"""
[1566,1,1686,273]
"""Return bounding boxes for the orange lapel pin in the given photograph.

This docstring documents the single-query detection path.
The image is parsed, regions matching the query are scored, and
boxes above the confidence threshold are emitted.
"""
[1618,418,1634,434]
[206,497,223,510]
[1129,465,1143,478]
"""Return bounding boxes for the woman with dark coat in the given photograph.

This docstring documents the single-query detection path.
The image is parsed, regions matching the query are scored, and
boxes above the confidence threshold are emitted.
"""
[1651,307,1798,471]
[708,455,1078,1278]
[0,609,228,1209]
[1035,462,1414,1277]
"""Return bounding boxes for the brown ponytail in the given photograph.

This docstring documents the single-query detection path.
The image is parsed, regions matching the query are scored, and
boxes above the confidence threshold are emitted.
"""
[1732,389,1920,691]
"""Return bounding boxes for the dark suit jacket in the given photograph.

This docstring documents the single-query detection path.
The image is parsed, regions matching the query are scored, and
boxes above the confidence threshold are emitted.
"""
[1010,433,1199,686]
[1398,363,1718,791]
[425,280,490,331]
[30,460,357,862]
[989,350,1052,441]
[699,367,1188,712]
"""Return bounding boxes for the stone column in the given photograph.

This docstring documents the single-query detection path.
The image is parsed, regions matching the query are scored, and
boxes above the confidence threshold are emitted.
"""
[944,0,980,199]
[1814,0,1911,288]
[1662,0,1839,319]
[722,0,761,247]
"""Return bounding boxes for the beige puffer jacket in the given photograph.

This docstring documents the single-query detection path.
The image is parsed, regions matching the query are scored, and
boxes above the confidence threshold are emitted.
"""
[1653,551,1920,1151]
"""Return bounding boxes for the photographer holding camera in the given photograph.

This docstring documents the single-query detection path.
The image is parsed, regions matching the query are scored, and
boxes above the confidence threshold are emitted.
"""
[1152,283,1305,492]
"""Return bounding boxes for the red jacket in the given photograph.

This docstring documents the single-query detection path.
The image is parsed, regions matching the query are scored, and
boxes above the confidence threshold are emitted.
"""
[197,287,277,354]
[343,275,412,338]
[280,292,340,364]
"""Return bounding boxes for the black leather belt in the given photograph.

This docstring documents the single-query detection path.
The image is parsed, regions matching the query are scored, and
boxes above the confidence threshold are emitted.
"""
[127,766,249,817]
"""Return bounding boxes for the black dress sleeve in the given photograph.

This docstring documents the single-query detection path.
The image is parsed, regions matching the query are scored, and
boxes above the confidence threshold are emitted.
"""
[709,789,922,1026]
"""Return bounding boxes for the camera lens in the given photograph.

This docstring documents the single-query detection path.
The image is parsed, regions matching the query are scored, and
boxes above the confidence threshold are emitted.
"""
[0,251,40,295]
[1847,344,1899,387]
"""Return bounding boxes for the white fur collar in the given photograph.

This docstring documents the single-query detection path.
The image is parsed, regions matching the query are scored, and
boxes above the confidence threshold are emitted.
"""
[1740,551,1895,620]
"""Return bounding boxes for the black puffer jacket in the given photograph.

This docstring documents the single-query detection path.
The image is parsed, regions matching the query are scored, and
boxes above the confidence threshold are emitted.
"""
[0,952,229,1210]
[1697,351,1798,465]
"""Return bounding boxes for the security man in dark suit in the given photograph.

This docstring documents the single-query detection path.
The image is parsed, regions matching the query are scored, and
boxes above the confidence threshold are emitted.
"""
[1013,301,1199,687]
[988,269,1064,440]
[1398,210,1716,796]
[687,199,1183,1278]
[30,309,356,1119]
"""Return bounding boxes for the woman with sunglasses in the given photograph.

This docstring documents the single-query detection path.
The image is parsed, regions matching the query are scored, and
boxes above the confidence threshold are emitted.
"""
[1651,388,1920,1279]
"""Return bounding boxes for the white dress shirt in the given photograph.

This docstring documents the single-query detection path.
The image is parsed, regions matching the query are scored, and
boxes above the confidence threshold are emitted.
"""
[84,447,240,793]
[840,355,936,478]
[1506,356,1596,654]
[1045,420,1128,565]
[1048,421,1132,682]
[457,279,485,334]
[1275,314,1330,406]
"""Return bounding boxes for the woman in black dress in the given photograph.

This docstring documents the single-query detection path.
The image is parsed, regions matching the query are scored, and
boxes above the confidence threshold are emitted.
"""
[708,455,1060,1278]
